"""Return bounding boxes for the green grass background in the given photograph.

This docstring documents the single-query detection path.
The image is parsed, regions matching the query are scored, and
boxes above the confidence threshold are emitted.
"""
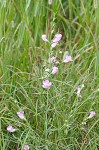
[0,0,99,149]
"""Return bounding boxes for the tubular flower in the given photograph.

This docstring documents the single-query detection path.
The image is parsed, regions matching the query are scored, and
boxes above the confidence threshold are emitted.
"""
[52,66,58,74]
[51,34,62,48]
[42,80,52,89]
[7,125,16,133]
[17,112,25,120]
[88,111,96,119]
[41,34,48,42]
[63,55,72,63]
[52,34,62,43]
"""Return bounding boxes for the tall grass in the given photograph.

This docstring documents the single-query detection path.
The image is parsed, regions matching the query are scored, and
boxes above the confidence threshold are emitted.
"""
[0,0,99,149]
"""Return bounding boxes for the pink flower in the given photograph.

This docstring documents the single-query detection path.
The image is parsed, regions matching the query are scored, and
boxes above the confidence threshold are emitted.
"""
[51,42,58,48]
[88,111,96,119]
[52,66,58,74]
[48,0,52,5]
[7,125,16,133]
[77,87,82,97]
[48,56,56,63]
[41,34,48,42]
[63,55,72,63]
[52,34,62,43]
[17,112,25,120]
[24,144,29,150]
[42,80,52,89]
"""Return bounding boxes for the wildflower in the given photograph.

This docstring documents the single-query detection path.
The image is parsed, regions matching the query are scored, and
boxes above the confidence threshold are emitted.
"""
[24,144,29,150]
[51,34,62,48]
[88,111,96,119]
[41,34,48,42]
[52,66,58,74]
[17,112,25,120]
[77,87,82,97]
[52,34,62,43]
[7,125,16,133]
[63,55,72,63]
[42,80,52,89]
[51,42,58,48]
[48,0,52,5]
[48,56,56,63]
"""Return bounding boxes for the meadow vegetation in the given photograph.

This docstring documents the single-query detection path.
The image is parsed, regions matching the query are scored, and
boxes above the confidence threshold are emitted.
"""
[0,0,99,149]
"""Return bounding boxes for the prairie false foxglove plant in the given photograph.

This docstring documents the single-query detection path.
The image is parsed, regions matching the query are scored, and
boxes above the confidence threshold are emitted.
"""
[41,33,62,48]
[41,32,62,89]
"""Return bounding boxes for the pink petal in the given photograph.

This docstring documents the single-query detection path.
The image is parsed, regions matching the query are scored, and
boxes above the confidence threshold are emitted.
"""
[63,55,72,63]
[51,42,58,48]
[43,80,49,85]
[24,144,29,150]
[52,34,62,43]
[88,111,96,119]
[7,125,16,133]
[52,66,58,74]
[41,34,48,42]
[17,112,25,120]
[42,80,52,89]
[55,34,62,38]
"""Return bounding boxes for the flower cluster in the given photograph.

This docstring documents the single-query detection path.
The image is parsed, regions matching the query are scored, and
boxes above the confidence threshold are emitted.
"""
[41,33,63,89]
[41,33,73,89]
[41,33,62,48]
[41,32,96,121]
